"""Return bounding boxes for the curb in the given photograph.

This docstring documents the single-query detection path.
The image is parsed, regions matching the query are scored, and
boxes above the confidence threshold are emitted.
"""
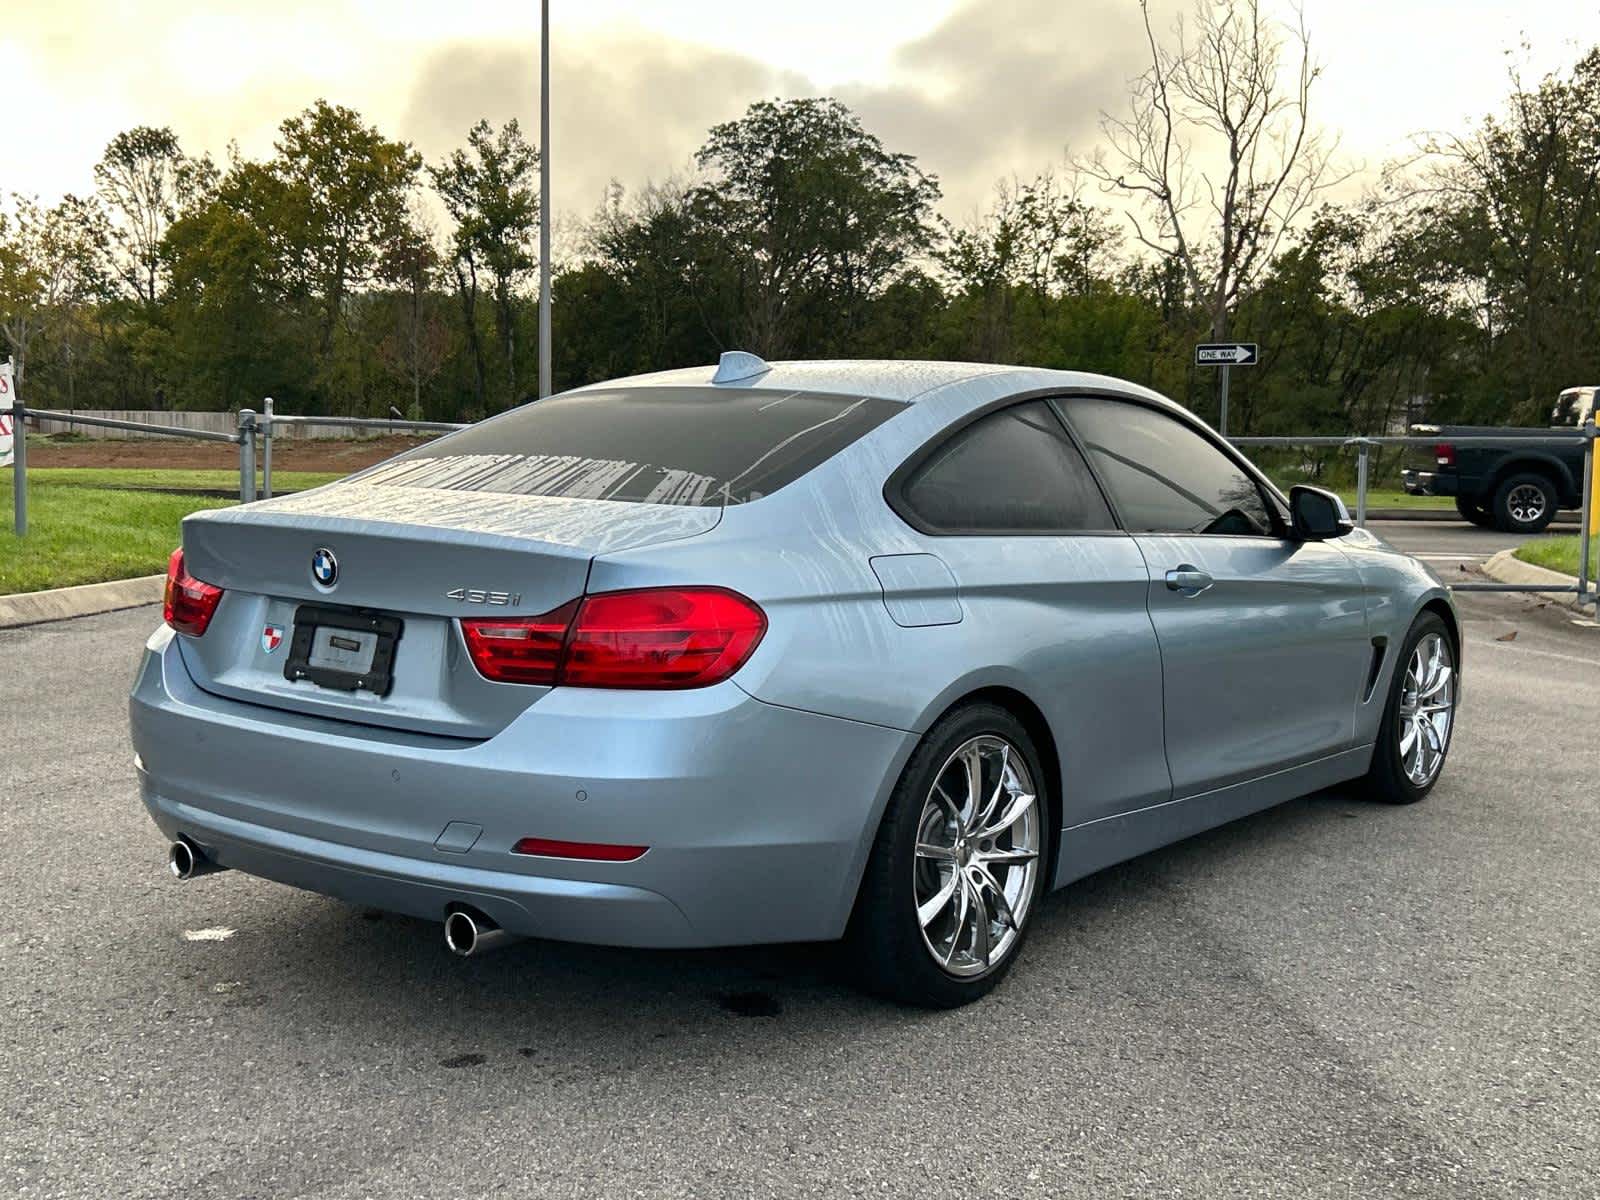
[0,574,164,630]
[1364,508,1579,525]
[1479,549,1594,612]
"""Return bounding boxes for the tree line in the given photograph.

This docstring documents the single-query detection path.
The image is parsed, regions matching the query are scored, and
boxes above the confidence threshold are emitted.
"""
[2,2,1598,445]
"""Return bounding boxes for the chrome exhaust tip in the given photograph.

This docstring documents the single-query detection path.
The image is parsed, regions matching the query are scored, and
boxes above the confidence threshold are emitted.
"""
[168,837,225,880]
[443,907,515,957]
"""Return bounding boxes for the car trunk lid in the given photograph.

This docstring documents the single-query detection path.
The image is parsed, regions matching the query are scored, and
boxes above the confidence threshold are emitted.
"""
[174,481,721,738]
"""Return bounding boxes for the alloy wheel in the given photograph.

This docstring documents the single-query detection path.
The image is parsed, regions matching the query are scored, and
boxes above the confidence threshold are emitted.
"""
[1506,483,1547,525]
[1398,632,1455,787]
[913,735,1041,977]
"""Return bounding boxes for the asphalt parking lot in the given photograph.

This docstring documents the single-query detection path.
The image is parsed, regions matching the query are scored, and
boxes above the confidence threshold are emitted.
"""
[4,520,1598,1198]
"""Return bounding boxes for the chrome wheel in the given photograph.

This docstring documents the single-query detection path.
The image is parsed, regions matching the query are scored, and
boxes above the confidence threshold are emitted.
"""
[913,735,1041,978]
[1398,633,1455,787]
[1506,483,1547,525]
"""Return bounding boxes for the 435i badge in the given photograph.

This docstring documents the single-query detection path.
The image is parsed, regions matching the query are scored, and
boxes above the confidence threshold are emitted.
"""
[445,587,523,606]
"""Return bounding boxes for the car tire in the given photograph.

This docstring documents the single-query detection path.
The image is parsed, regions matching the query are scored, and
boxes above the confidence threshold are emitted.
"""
[847,702,1051,1008]
[1361,612,1458,805]
[1491,472,1557,533]
[1454,496,1496,528]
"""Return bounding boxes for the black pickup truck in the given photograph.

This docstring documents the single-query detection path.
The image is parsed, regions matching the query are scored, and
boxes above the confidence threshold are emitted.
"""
[1402,386,1594,532]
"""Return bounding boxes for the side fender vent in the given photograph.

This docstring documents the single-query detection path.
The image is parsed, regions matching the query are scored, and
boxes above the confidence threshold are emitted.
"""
[1362,636,1389,703]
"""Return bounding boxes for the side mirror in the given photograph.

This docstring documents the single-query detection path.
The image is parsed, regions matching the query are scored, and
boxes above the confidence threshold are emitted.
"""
[1289,484,1355,541]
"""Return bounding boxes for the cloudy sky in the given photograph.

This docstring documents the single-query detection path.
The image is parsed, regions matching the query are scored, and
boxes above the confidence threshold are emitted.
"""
[4,0,1599,222]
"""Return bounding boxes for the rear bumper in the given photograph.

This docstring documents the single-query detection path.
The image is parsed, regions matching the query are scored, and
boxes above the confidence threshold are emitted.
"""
[131,626,916,948]
[1401,469,1459,497]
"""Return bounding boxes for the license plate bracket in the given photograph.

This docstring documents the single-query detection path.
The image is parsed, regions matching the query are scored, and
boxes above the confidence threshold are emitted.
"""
[283,605,403,696]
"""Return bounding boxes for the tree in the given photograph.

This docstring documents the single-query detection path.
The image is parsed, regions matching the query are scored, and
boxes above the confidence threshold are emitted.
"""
[691,98,940,356]
[1411,50,1600,417]
[266,101,421,359]
[1082,0,1344,341]
[0,194,107,390]
[429,120,540,408]
[575,179,732,375]
[377,213,450,417]
[93,126,216,306]
[160,190,292,409]
[941,172,1122,299]
[937,171,1125,360]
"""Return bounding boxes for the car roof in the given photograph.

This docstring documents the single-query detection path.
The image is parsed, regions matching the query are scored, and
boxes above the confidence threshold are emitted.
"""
[566,358,1181,412]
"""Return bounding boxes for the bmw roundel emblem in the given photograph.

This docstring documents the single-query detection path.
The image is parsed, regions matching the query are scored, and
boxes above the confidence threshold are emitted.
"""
[311,547,339,588]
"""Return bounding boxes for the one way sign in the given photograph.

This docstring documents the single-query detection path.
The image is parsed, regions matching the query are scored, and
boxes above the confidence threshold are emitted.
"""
[1195,342,1257,366]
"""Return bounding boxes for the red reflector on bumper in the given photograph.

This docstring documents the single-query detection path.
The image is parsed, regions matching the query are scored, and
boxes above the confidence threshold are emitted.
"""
[511,837,648,862]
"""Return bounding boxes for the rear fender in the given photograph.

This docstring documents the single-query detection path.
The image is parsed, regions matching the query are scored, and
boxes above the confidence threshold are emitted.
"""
[1487,454,1577,504]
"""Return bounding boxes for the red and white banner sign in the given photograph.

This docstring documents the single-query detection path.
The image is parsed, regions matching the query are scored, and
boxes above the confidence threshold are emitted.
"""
[0,360,15,469]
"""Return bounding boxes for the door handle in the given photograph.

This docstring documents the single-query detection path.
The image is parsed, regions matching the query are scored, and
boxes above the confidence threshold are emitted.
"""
[1164,566,1213,595]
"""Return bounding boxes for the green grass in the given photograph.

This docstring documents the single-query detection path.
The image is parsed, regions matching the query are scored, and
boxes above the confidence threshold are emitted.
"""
[27,467,344,492]
[1339,488,1453,511]
[1513,533,1599,580]
[1265,475,1454,511]
[0,476,233,594]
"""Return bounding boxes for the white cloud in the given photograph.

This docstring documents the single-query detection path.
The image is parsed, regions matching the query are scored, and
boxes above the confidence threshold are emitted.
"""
[2,0,1598,228]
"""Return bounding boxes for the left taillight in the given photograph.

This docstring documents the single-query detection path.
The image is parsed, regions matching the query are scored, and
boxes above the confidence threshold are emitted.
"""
[459,600,578,685]
[461,587,766,690]
[163,548,224,637]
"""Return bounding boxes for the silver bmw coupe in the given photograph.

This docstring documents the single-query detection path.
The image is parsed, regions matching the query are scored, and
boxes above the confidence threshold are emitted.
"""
[131,355,1459,1006]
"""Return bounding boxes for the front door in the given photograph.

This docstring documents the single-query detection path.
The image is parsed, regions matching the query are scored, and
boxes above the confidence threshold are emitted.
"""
[1061,396,1369,798]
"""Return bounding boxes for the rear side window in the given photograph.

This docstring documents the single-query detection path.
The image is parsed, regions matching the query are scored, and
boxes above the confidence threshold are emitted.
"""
[1553,390,1592,428]
[898,401,1114,533]
[360,387,905,507]
[1064,396,1275,536]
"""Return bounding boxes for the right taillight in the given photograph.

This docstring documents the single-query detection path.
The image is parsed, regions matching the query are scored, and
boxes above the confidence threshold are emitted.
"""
[1434,443,1455,466]
[461,587,766,690]
[163,548,224,637]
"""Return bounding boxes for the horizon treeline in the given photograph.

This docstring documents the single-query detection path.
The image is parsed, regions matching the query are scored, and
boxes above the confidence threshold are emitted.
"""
[3,35,1599,449]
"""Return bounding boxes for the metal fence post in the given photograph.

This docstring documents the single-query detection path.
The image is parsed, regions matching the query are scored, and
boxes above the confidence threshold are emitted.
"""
[11,398,26,537]
[238,409,257,503]
[1579,420,1595,604]
[261,397,274,499]
[1218,363,1231,439]
[1355,439,1369,529]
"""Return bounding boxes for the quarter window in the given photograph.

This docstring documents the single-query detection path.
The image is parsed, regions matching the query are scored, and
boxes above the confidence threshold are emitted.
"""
[900,401,1114,533]
[1064,397,1276,536]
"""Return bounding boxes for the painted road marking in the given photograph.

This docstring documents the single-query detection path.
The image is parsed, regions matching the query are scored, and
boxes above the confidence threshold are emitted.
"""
[183,927,237,942]
[1472,640,1600,668]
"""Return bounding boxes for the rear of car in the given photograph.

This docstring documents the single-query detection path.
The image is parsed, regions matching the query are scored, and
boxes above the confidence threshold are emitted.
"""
[130,384,918,948]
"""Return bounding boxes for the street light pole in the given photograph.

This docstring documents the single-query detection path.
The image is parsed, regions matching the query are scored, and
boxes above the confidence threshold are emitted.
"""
[538,0,552,399]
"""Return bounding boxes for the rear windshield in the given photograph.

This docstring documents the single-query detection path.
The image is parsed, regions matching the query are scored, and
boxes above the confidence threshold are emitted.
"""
[360,387,905,506]
[1552,390,1592,428]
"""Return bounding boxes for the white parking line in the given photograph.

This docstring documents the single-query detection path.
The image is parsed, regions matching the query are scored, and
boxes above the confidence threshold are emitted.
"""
[1412,553,1484,562]
[1471,639,1600,668]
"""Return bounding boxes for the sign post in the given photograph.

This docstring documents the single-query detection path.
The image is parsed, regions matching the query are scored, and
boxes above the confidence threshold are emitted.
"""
[1195,342,1258,437]
[1,358,23,536]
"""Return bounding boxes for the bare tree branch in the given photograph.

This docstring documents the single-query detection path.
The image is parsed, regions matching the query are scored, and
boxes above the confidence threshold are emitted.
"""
[1077,0,1344,340]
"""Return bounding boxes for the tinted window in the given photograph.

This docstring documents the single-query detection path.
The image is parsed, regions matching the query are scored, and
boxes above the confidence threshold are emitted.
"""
[362,387,905,507]
[1065,397,1275,536]
[901,401,1114,533]
[1553,390,1591,428]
